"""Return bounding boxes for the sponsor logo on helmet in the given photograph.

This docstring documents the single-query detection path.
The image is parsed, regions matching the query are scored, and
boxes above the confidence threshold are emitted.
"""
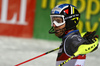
[65,14,80,20]
[64,9,69,14]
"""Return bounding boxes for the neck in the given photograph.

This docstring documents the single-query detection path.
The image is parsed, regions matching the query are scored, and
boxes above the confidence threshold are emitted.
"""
[63,30,79,39]
[65,29,74,34]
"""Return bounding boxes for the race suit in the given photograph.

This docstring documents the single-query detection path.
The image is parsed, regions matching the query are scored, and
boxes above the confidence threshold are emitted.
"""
[56,30,86,66]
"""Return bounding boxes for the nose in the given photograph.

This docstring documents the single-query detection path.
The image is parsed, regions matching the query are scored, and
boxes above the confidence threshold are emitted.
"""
[53,23,56,27]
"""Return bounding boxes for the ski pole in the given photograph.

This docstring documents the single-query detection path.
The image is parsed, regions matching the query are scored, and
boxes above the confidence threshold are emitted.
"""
[59,56,74,66]
[15,47,59,66]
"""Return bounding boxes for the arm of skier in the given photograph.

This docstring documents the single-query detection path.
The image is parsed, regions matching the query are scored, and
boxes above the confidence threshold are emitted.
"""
[82,31,99,52]
[64,35,86,56]
[73,31,99,56]
[64,32,99,57]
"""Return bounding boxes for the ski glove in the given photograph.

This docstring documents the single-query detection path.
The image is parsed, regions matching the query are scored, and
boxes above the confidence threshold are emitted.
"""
[73,31,99,56]
[82,31,99,52]
[83,31,99,43]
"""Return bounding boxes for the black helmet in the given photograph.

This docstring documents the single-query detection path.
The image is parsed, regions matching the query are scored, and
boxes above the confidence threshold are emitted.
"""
[49,4,80,34]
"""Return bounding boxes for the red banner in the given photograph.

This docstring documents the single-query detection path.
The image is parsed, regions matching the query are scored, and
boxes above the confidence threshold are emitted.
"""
[0,0,36,38]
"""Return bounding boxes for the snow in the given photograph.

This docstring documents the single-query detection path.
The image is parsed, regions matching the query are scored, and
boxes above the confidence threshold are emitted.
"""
[0,36,100,66]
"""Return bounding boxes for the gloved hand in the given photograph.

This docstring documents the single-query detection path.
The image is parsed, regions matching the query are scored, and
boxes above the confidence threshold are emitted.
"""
[73,31,99,56]
[83,31,99,43]
[83,31,99,52]
[73,38,99,56]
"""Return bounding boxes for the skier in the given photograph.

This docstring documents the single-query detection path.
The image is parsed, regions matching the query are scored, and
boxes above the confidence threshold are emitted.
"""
[49,4,99,66]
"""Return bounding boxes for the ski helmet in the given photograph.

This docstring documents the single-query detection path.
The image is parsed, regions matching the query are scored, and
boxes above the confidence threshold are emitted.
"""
[49,4,80,34]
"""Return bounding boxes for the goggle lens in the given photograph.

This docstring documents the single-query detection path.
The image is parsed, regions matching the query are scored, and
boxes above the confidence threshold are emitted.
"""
[50,15,65,26]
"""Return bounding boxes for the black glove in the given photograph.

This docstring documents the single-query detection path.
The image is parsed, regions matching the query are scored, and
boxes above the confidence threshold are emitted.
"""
[83,31,99,52]
[83,31,99,43]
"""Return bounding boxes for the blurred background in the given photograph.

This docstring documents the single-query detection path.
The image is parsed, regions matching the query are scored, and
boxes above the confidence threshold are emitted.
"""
[0,0,100,66]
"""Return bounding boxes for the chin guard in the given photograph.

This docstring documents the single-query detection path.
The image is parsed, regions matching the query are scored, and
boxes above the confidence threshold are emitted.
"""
[49,27,56,34]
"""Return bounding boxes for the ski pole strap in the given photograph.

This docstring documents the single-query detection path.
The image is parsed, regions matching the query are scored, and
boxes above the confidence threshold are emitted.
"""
[59,56,74,66]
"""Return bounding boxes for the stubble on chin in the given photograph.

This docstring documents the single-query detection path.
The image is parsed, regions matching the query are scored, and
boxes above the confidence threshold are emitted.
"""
[55,28,66,37]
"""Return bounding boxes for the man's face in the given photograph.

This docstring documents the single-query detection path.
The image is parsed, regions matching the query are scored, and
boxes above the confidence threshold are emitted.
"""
[52,17,66,37]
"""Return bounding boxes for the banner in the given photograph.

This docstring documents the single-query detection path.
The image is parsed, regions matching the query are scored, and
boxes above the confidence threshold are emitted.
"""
[34,0,100,40]
[0,0,99,40]
[0,0,36,38]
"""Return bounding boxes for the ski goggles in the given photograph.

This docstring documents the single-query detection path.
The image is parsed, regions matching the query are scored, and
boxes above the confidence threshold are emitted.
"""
[50,15,65,27]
